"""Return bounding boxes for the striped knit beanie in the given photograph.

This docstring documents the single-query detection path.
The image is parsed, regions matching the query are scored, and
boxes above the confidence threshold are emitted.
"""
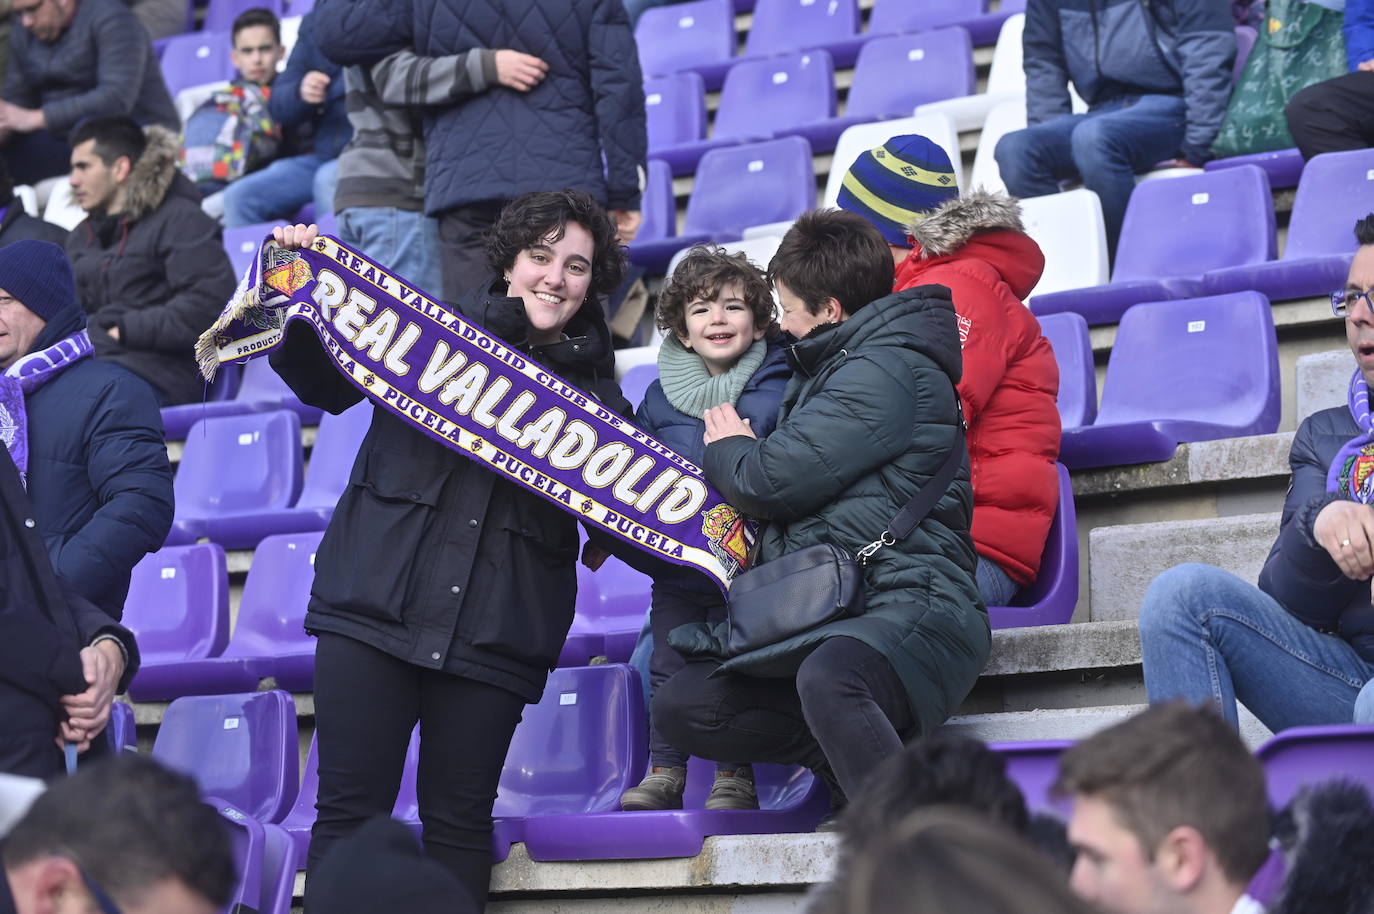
[836,135,959,247]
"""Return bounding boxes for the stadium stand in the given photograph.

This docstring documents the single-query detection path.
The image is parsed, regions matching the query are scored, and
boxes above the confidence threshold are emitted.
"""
[1036,311,1096,430]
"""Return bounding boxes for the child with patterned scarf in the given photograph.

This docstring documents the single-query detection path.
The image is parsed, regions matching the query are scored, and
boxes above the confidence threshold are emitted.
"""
[618,245,790,812]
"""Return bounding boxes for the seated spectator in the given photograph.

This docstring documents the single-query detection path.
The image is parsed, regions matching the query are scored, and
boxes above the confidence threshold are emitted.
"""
[0,240,172,621]
[1054,703,1270,914]
[310,816,478,914]
[183,9,286,211]
[0,159,62,246]
[994,0,1236,256]
[1,756,235,914]
[838,135,1061,606]
[1360,679,1374,723]
[222,9,349,229]
[617,246,789,812]
[0,441,139,779]
[809,806,1098,914]
[1138,215,1374,731]
[656,210,990,815]
[65,117,238,406]
[0,0,177,186]
[1285,0,1374,159]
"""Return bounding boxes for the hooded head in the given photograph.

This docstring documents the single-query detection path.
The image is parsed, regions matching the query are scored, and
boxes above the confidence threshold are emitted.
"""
[836,134,960,250]
[0,240,82,369]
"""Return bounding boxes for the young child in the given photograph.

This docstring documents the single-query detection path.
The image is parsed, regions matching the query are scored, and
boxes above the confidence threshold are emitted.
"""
[619,245,791,811]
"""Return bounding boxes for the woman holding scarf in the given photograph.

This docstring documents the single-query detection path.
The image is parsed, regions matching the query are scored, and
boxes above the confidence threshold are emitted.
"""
[269,189,630,912]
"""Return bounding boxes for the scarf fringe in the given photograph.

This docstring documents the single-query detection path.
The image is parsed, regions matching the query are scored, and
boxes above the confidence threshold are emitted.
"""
[195,242,279,382]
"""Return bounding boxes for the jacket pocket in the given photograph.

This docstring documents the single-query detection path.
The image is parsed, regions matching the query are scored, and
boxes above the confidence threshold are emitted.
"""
[311,445,450,624]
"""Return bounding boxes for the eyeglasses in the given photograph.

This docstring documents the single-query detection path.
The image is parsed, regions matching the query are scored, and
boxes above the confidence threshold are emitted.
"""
[1332,289,1374,317]
[79,866,124,914]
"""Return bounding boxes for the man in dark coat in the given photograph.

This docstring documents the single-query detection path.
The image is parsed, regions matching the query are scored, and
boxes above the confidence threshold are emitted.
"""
[0,440,140,778]
[0,0,177,185]
[0,160,62,247]
[1139,213,1374,730]
[0,239,172,621]
[64,116,239,406]
[314,0,647,300]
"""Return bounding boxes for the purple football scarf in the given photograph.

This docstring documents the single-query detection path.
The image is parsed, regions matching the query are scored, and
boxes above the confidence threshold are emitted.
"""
[0,330,93,482]
[196,235,755,593]
[1328,369,1374,503]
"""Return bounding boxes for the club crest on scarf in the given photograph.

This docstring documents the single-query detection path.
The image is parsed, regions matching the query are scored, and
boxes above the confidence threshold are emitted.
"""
[1327,369,1374,505]
[702,504,754,576]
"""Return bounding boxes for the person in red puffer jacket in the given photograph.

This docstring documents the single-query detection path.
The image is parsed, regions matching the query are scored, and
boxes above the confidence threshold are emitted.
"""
[837,135,1060,604]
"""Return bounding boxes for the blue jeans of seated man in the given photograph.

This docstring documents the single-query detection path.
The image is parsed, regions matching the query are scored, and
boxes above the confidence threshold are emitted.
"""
[1357,680,1374,723]
[976,557,1018,607]
[337,206,442,299]
[1139,563,1374,730]
[993,94,1187,256]
[222,155,339,228]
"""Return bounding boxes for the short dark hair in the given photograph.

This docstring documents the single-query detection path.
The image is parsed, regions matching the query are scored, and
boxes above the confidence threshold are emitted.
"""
[656,245,776,341]
[768,208,893,317]
[231,7,281,44]
[1053,702,1270,886]
[3,756,236,909]
[486,189,626,298]
[69,116,147,168]
[1356,213,1374,247]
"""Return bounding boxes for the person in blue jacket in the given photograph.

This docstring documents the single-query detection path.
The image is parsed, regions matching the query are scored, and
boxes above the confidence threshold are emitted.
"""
[1285,0,1374,159]
[994,0,1236,257]
[222,9,351,228]
[616,245,790,813]
[1139,213,1374,730]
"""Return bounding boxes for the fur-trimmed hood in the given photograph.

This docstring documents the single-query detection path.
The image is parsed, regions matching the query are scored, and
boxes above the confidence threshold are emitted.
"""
[118,126,182,222]
[1269,780,1374,914]
[906,190,1025,260]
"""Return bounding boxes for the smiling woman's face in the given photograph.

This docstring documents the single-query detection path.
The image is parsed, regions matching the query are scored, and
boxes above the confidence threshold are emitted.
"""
[505,222,595,346]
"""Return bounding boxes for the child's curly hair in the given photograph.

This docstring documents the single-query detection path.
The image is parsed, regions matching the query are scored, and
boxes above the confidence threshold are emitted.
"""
[655,245,777,341]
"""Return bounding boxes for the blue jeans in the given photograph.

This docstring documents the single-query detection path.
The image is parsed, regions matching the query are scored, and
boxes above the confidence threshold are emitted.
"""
[222,155,339,228]
[337,206,443,298]
[1357,680,1374,724]
[1139,563,1374,730]
[993,95,1187,255]
[977,557,1019,607]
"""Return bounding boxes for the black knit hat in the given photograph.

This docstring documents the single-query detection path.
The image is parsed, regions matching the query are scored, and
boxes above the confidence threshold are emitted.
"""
[0,240,77,323]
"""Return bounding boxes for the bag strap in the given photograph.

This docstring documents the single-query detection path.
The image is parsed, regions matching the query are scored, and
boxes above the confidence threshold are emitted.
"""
[856,398,967,566]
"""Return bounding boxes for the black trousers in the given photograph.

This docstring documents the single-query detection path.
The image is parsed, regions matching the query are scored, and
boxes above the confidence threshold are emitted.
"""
[1285,71,1374,160]
[653,636,915,803]
[646,582,733,769]
[306,633,526,913]
[436,201,507,302]
[1,130,71,186]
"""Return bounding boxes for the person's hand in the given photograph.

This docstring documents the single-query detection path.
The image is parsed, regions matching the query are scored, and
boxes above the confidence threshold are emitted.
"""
[272,222,319,250]
[494,50,549,92]
[106,325,120,342]
[300,70,332,105]
[57,640,124,752]
[581,542,610,571]
[1358,59,1374,72]
[0,100,42,133]
[610,209,642,244]
[704,403,756,444]
[1159,158,1202,169]
[1314,500,1374,579]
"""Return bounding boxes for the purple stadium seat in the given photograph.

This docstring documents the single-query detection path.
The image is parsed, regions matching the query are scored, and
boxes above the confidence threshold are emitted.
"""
[162,356,323,440]
[619,363,659,410]
[1058,292,1280,469]
[987,463,1078,629]
[1234,25,1257,81]
[133,532,322,700]
[201,401,372,540]
[152,691,299,822]
[1255,725,1374,811]
[644,72,708,172]
[870,0,1014,45]
[636,0,736,90]
[160,31,234,97]
[106,701,137,753]
[257,824,298,914]
[593,557,655,663]
[214,800,265,914]
[522,755,829,860]
[164,410,304,548]
[743,0,862,68]
[1205,147,1305,190]
[627,160,680,273]
[560,564,609,667]
[123,544,231,699]
[202,0,283,33]
[630,136,817,267]
[1201,148,1371,300]
[222,222,274,280]
[844,30,977,121]
[1031,166,1275,326]
[991,739,1072,815]
[1037,312,1096,429]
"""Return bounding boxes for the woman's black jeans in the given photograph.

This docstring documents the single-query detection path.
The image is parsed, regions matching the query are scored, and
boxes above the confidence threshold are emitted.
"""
[653,635,915,803]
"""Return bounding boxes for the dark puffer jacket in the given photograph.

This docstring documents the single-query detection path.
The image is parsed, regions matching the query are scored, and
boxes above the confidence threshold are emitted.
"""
[1258,404,1374,660]
[0,203,65,247]
[314,0,646,215]
[681,286,991,735]
[271,278,631,703]
[65,127,239,405]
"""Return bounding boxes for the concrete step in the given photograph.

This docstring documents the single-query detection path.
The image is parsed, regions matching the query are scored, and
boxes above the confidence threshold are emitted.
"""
[1296,348,1353,424]
[1088,513,1279,623]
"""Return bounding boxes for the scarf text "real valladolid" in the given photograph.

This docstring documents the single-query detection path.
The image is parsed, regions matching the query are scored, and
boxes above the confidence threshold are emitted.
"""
[196,235,754,593]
